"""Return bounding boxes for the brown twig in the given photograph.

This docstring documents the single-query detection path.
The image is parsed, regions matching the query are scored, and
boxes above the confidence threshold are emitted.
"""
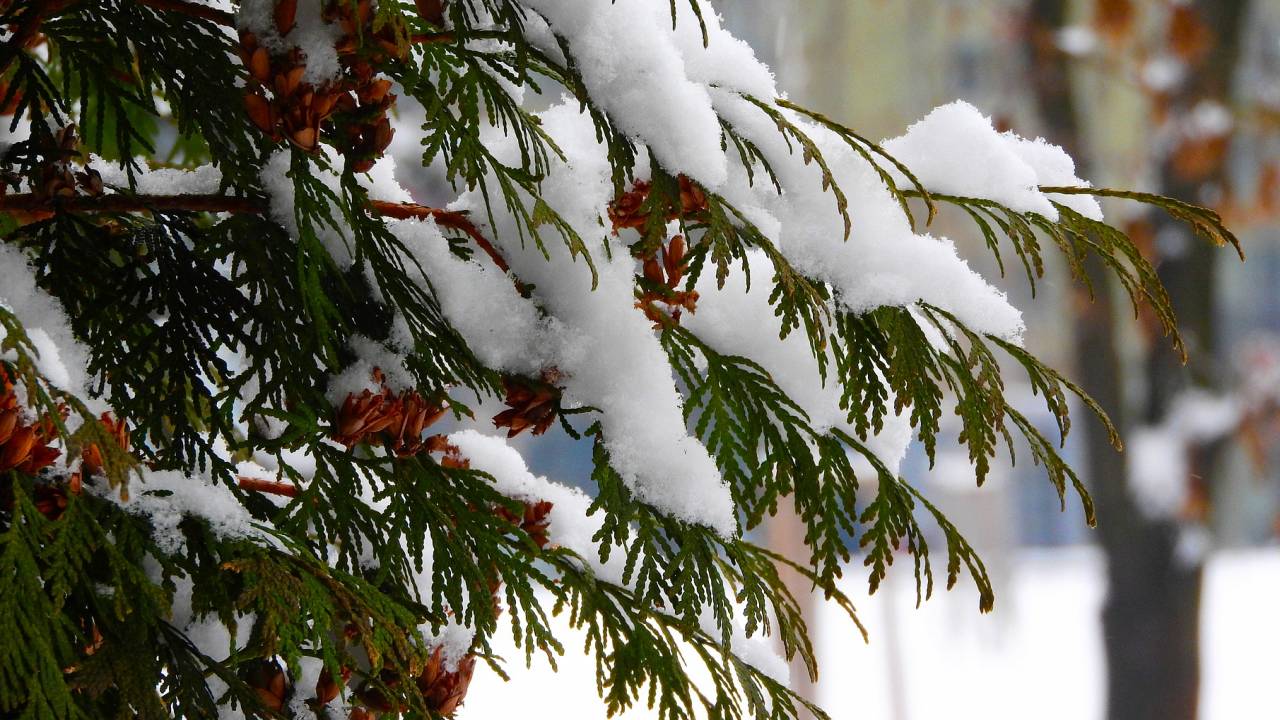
[369,200,512,275]
[410,32,457,44]
[237,475,300,498]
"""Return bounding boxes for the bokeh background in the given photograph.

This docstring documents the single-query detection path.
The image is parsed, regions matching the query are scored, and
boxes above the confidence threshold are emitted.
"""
[459,1,1280,718]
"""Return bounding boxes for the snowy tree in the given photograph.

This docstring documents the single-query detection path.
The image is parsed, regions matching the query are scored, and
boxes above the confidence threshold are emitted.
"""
[0,0,1239,718]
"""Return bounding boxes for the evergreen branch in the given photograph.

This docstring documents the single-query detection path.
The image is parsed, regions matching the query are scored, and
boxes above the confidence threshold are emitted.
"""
[0,0,76,75]
[739,94,852,240]
[0,192,516,278]
[1040,185,1244,259]
[132,0,234,26]
[0,192,264,215]
[775,97,937,230]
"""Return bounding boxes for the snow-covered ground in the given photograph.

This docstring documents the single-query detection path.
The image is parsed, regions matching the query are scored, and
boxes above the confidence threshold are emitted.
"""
[464,548,1280,719]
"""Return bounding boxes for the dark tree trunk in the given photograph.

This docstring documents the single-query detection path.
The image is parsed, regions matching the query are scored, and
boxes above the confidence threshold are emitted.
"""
[1025,2,1248,719]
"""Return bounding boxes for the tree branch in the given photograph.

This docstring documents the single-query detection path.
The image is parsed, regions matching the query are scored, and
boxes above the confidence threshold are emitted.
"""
[134,0,235,26]
[0,193,263,214]
[0,0,75,75]
[0,191,517,278]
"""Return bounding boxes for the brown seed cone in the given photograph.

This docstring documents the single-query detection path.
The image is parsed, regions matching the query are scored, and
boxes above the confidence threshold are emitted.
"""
[416,649,476,716]
[607,180,651,232]
[0,80,24,116]
[355,669,403,713]
[0,409,18,445]
[677,175,708,216]
[248,47,273,84]
[492,375,561,438]
[274,0,298,36]
[80,413,129,478]
[415,0,446,26]
[314,665,351,705]
[243,92,277,136]
[32,482,70,521]
[641,255,665,286]
[1,426,37,472]
[662,234,687,285]
[243,658,289,713]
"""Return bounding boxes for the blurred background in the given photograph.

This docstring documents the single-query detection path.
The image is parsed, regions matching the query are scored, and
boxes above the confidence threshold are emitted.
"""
[464,1,1280,718]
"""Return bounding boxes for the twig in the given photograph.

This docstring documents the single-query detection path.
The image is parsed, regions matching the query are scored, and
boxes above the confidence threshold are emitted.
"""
[237,476,300,498]
[370,200,512,275]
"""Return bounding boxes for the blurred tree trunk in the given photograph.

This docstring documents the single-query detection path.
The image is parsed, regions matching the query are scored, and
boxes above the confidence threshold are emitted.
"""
[1024,2,1248,719]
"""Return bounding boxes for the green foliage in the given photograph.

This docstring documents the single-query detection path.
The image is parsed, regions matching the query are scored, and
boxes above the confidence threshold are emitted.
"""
[0,0,1238,718]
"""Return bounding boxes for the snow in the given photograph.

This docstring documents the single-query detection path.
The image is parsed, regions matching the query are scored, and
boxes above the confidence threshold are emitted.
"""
[424,621,478,674]
[1128,390,1242,520]
[446,429,785,680]
[93,468,279,554]
[260,148,356,267]
[520,0,729,187]
[324,334,415,405]
[1186,100,1235,138]
[705,92,1029,341]
[1141,55,1189,93]
[0,242,96,400]
[883,101,1101,221]
[1056,25,1099,57]
[386,218,560,378]
[238,0,1113,539]
[667,3,778,100]
[89,155,224,195]
[684,249,913,471]
[1166,390,1241,443]
[447,429,628,585]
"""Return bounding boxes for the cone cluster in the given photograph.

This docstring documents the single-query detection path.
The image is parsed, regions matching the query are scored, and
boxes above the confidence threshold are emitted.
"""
[238,0,401,169]
[492,372,562,438]
[607,174,708,232]
[333,368,448,456]
[0,368,62,478]
[637,234,699,325]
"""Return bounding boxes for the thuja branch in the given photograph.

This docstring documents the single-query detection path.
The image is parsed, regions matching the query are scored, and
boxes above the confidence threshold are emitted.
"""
[0,192,515,274]
[134,0,235,26]
[0,193,263,214]
[0,0,75,74]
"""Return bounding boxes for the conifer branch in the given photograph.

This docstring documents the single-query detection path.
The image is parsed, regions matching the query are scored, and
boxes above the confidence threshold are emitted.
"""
[0,192,263,215]
[0,0,75,74]
[134,0,235,26]
[0,192,515,276]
